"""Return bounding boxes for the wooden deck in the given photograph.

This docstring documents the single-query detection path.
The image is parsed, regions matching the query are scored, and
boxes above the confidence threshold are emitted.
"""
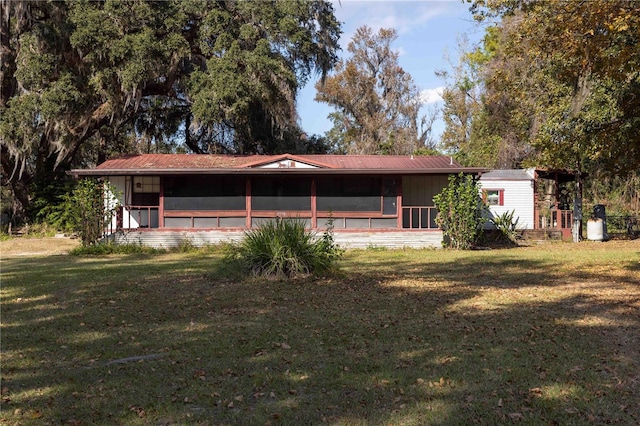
[109,229,444,249]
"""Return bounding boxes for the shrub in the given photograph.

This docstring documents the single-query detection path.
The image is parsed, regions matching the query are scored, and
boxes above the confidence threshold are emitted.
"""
[73,178,120,246]
[9,222,57,238]
[490,210,522,243]
[225,218,342,279]
[34,185,78,233]
[433,173,486,249]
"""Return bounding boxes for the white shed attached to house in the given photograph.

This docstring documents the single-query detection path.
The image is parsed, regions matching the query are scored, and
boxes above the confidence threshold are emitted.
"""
[479,169,536,230]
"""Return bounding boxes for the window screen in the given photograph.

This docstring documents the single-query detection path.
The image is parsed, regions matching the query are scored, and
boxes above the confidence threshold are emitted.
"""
[163,176,246,210]
[251,177,311,211]
[382,177,397,215]
[132,192,159,207]
[132,176,160,206]
[316,177,383,212]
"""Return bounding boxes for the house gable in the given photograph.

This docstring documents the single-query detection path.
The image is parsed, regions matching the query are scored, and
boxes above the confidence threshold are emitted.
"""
[242,154,334,169]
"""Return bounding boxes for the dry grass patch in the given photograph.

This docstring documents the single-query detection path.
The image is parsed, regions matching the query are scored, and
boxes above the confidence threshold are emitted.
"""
[0,236,80,257]
[1,239,638,424]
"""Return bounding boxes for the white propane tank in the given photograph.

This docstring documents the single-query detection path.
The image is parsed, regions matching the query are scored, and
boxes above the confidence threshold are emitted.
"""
[587,218,604,241]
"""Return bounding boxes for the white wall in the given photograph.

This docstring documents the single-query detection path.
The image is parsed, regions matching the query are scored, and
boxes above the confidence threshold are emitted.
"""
[106,176,142,230]
[479,178,535,230]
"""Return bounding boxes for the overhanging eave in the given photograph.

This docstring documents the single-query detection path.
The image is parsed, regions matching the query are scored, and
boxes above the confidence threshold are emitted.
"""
[69,167,487,177]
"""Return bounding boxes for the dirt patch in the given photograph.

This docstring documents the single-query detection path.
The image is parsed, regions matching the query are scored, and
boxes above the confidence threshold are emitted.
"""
[0,237,80,258]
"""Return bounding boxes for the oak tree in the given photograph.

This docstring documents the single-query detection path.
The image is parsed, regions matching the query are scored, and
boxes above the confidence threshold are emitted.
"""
[315,26,429,155]
[0,0,341,221]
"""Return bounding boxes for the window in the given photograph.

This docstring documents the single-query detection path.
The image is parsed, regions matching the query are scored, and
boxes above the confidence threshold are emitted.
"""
[483,189,504,206]
[132,176,160,206]
[382,177,397,215]
[133,176,160,193]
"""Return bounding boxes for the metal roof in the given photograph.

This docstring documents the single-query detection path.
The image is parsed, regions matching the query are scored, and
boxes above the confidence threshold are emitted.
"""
[480,168,584,183]
[70,153,486,176]
[480,169,535,181]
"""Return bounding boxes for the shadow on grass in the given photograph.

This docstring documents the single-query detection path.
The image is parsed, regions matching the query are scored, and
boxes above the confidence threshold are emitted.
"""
[1,245,639,424]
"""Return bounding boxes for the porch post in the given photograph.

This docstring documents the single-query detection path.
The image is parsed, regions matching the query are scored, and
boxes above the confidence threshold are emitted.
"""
[245,177,252,229]
[311,178,317,229]
[533,170,539,229]
[396,177,403,229]
[572,171,583,242]
[158,177,164,228]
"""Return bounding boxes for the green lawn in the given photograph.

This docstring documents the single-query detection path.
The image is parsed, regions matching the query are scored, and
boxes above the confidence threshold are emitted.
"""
[1,240,639,425]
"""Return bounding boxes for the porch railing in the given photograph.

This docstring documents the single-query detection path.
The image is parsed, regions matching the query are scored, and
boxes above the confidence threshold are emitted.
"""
[115,205,159,230]
[402,206,439,229]
[537,209,573,230]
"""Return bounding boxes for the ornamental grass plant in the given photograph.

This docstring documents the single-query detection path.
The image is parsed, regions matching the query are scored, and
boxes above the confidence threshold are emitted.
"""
[489,209,522,243]
[225,218,343,279]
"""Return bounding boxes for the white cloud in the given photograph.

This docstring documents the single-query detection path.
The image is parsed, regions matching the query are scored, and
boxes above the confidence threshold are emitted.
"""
[331,1,452,50]
[420,87,444,104]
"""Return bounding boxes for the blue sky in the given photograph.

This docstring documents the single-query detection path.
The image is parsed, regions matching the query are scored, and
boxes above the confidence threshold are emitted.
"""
[297,0,487,141]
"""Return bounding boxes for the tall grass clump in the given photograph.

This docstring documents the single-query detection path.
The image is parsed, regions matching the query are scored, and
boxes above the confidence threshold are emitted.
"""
[489,210,522,243]
[226,218,342,279]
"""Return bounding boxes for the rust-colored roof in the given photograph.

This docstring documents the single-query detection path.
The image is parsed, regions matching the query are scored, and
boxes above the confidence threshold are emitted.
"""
[302,155,458,169]
[94,154,255,170]
[72,153,485,176]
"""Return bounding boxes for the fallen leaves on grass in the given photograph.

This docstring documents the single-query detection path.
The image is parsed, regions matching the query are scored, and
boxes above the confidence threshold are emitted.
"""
[2,241,639,425]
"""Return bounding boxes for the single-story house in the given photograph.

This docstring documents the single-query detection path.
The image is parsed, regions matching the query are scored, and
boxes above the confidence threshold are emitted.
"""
[479,168,579,239]
[71,153,485,248]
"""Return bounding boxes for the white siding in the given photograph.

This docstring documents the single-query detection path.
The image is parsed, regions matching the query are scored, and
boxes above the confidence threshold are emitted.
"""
[106,176,147,230]
[105,177,125,230]
[479,178,535,229]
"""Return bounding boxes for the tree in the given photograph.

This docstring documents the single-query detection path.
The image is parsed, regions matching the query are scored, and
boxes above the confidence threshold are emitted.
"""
[438,33,498,167]
[439,27,550,169]
[0,0,341,222]
[315,26,430,155]
[433,173,486,249]
[466,0,640,177]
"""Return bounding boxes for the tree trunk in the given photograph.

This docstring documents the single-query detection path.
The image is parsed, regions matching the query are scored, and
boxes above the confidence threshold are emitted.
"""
[1,145,31,223]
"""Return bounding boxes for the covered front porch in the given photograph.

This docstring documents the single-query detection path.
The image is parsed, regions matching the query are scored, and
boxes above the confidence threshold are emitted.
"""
[107,172,447,234]
[71,153,485,248]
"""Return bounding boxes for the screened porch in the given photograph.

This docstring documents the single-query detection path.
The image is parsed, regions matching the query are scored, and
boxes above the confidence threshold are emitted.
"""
[110,174,444,232]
